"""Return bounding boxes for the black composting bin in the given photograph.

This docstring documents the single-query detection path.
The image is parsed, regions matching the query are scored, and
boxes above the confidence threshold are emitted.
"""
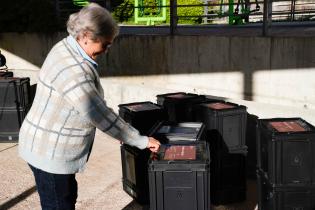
[0,71,13,78]
[194,101,248,154]
[119,101,166,204]
[0,77,31,142]
[0,77,31,108]
[149,141,211,210]
[257,118,315,187]
[156,92,205,122]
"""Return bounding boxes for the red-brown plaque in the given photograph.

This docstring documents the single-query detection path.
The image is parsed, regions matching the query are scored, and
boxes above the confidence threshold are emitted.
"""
[164,145,196,160]
[206,102,235,110]
[167,93,187,99]
[269,121,307,132]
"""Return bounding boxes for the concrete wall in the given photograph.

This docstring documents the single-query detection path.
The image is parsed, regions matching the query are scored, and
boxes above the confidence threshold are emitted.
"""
[0,32,314,124]
[100,35,315,109]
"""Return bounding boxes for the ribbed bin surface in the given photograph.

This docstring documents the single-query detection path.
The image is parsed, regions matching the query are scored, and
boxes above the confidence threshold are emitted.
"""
[0,77,30,108]
[257,170,315,210]
[0,106,29,141]
[0,77,31,142]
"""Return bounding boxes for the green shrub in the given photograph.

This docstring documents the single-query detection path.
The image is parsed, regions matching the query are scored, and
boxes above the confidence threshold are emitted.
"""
[170,0,203,24]
[112,0,204,24]
[112,0,134,22]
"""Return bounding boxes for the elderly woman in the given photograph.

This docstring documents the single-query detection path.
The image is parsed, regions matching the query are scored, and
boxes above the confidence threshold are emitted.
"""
[18,3,160,210]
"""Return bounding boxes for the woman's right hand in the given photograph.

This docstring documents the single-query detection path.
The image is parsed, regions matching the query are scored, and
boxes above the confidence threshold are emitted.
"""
[147,137,160,153]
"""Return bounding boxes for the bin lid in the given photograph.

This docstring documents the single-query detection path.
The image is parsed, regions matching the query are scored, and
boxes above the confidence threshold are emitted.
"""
[155,122,203,142]
[158,92,200,100]
[166,93,194,99]
[124,103,161,112]
[204,102,236,110]
[0,77,28,83]
[268,120,310,132]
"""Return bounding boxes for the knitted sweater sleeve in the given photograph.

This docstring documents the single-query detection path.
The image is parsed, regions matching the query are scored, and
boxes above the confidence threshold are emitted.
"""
[51,62,149,149]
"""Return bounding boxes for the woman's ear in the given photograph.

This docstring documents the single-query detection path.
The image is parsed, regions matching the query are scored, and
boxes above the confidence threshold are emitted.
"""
[77,31,88,42]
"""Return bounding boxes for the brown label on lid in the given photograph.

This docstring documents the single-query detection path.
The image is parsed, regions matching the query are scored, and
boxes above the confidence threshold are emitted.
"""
[0,77,20,81]
[126,103,158,112]
[166,93,188,99]
[269,121,307,132]
[163,145,196,160]
[206,102,235,110]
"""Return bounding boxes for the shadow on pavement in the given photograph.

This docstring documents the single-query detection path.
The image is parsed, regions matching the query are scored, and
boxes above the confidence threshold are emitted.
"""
[0,186,36,210]
[122,200,149,210]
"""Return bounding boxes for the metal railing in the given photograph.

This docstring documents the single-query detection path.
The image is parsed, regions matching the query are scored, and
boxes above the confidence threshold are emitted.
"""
[54,0,315,36]
[55,0,108,24]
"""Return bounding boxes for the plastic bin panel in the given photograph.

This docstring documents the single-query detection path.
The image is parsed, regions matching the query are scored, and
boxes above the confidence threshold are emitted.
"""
[0,77,30,108]
[282,140,312,185]
[120,145,151,204]
[164,171,196,210]
[257,172,315,210]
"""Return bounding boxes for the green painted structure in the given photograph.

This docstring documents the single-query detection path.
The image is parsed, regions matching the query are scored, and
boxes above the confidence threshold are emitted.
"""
[72,0,90,7]
[135,0,167,25]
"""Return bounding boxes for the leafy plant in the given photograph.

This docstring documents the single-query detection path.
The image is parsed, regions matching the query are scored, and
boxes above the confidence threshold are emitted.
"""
[112,0,204,24]
[172,0,203,24]
[112,0,134,22]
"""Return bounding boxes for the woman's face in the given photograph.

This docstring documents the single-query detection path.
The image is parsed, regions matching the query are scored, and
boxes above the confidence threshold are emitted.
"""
[77,32,113,60]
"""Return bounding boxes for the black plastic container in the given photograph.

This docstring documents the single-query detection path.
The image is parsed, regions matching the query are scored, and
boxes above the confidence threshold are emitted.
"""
[246,114,259,179]
[257,171,315,210]
[257,118,315,187]
[0,71,13,78]
[150,121,206,144]
[149,141,211,210]
[29,84,37,105]
[194,101,248,153]
[119,101,166,135]
[0,106,29,142]
[156,92,205,122]
[118,101,167,204]
[0,77,31,108]
[120,144,151,204]
[210,152,247,205]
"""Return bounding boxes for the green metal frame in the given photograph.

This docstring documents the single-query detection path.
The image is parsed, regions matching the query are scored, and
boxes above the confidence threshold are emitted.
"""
[73,0,90,7]
[135,0,167,25]
[219,0,250,25]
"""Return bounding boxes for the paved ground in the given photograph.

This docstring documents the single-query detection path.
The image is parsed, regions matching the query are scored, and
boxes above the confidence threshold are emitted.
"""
[0,130,258,210]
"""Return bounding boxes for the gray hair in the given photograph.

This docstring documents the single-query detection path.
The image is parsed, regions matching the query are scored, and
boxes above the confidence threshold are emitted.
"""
[67,3,119,40]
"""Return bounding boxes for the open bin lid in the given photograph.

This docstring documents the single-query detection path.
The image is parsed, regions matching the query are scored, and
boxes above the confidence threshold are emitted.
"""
[119,102,162,112]
[125,103,161,112]
[153,122,204,142]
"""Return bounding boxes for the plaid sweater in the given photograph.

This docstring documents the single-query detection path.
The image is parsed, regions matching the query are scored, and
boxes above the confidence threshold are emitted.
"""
[18,37,148,174]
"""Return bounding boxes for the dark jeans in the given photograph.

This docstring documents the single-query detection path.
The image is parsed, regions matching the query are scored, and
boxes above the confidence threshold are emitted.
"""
[28,164,78,210]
